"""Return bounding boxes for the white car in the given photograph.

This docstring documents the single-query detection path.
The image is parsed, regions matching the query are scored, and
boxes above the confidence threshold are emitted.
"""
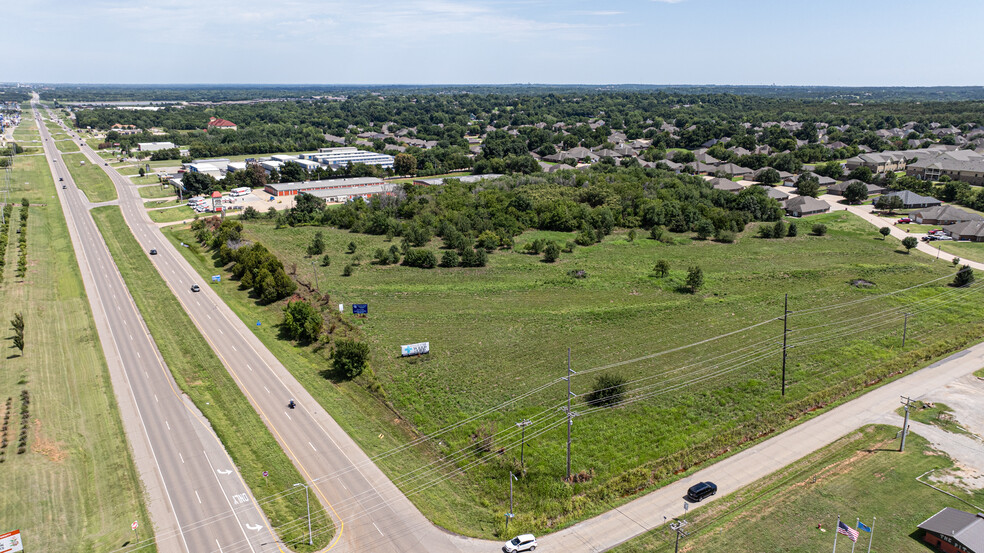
[503,534,537,552]
[936,235,954,241]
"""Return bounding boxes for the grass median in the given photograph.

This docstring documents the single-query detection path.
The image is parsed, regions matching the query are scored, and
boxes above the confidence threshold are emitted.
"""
[612,425,984,552]
[90,206,333,552]
[54,139,80,153]
[0,114,156,552]
[61,152,118,203]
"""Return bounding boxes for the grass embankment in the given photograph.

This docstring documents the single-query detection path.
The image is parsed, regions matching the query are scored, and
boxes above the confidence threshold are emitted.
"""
[54,139,80,153]
[166,210,984,538]
[0,118,155,552]
[939,240,984,264]
[61,153,117,203]
[612,425,984,552]
[90,206,332,551]
[139,185,178,199]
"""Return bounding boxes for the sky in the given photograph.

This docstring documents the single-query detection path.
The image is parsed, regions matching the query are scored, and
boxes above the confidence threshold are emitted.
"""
[9,0,984,86]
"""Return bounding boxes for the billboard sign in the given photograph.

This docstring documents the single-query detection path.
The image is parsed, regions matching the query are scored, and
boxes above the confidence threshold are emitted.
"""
[0,530,23,553]
[352,304,368,315]
[401,342,430,357]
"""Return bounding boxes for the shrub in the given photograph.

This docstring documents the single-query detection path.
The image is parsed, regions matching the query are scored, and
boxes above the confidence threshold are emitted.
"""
[952,257,961,266]
[342,264,353,276]
[812,223,828,236]
[331,339,369,379]
[627,229,636,242]
[585,373,627,408]
[952,265,975,287]
[564,241,576,253]
[787,222,798,237]
[471,421,496,453]
[402,248,437,268]
[714,229,736,243]
[575,227,596,246]
[694,219,715,240]
[543,241,560,263]
[652,259,670,278]
[686,265,704,294]
[879,227,891,239]
[282,300,323,343]
[321,254,331,267]
[901,236,918,253]
[441,250,459,267]
[307,231,326,256]
[346,241,357,254]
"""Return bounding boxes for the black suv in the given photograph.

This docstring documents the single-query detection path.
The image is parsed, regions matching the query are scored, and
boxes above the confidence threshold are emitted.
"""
[686,481,717,502]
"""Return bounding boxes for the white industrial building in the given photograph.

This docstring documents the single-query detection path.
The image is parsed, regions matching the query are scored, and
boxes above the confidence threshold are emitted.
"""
[301,147,394,169]
[137,141,176,152]
[186,162,223,178]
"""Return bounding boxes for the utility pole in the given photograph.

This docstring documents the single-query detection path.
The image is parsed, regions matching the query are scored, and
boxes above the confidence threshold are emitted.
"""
[902,313,910,348]
[670,519,688,553]
[560,348,578,482]
[515,419,532,472]
[899,396,913,452]
[505,472,518,536]
[781,293,791,396]
[293,483,312,545]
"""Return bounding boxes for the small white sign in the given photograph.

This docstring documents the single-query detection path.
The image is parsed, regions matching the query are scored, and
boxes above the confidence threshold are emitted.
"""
[401,342,430,357]
[339,303,344,313]
[131,521,138,530]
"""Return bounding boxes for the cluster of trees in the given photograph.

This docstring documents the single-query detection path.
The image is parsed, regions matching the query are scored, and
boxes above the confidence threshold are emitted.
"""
[0,204,13,283]
[269,167,783,271]
[282,300,323,343]
[193,218,297,303]
[10,312,24,355]
[15,199,28,279]
[757,219,798,239]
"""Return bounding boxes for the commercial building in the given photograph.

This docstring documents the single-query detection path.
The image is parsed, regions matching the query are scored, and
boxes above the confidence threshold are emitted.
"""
[411,174,503,186]
[301,147,394,169]
[308,183,397,203]
[263,176,386,197]
[917,508,984,553]
[185,162,223,179]
[207,116,237,131]
[137,141,176,152]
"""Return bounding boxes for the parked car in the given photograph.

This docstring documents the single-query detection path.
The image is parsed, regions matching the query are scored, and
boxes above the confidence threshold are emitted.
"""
[503,534,537,552]
[686,481,717,502]
[897,217,911,224]
[191,284,200,292]
[937,235,954,241]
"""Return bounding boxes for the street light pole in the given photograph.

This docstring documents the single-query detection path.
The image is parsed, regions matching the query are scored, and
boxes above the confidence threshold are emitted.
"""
[294,483,312,545]
[505,472,518,536]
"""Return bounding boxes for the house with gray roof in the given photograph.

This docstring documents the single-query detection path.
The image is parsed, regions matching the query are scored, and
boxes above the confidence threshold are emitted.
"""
[783,196,830,217]
[717,162,753,178]
[906,150,984,185]
[756,185,789,201]
[944,220,984,242]
[911,205,983,225]
[709,177,743,193]
[844,152,908,173]
[881,190,942,209]
[826,179,886,196]
[917,507,984,553]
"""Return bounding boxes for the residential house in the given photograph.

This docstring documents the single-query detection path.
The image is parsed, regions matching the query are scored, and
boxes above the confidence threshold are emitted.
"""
[783,196,831,217]
[826,179,886,196]
[881,190,942,209]
[945,221,984,242]
[709,177,743,193]
[716,163,754,178]
[844,152,908,173]
[207,116,237,131]
[906,150,984,185]
[756,185,789,201]
[917,507,984,553]
[911,205,983,225]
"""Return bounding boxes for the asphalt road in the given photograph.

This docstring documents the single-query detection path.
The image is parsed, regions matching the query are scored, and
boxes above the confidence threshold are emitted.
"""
[34,101,279,553]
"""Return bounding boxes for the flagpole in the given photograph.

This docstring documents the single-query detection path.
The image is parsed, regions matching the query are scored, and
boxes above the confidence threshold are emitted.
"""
[851,518,859,553]
[833,516,840,553]
[867,517,875,553]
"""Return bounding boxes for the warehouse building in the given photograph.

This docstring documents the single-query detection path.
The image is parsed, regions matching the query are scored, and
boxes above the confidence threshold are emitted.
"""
[263,176,386,197]
[137,141,176,152]
[301,147,394,169]
[917,508,984,553]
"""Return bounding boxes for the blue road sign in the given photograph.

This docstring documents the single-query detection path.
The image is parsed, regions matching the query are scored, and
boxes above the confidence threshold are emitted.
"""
[352,304,368,315]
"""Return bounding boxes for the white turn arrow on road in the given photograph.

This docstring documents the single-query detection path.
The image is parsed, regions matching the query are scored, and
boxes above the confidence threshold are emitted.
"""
[246,523,262,532]
[216,469,233,475]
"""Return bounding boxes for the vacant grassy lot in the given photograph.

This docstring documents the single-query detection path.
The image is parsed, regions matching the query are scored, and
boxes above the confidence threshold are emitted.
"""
[130,174,163,185]
[167,210,984,538]
[148,204,196,223]
[0,115,156,552]
[139,184,178,199]
[61,153,117,203]
[896,401,971,436]
[54,138,80,153]
[939,240,984,264]
[91,206,332,551]
[612,425,984,552]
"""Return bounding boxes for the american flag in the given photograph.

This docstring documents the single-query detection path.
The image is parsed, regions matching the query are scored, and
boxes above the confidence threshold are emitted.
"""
[838,521,859,542]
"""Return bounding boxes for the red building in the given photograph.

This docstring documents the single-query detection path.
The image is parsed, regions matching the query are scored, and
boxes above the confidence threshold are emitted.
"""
[207,116,237,131]
[918,508,984,553]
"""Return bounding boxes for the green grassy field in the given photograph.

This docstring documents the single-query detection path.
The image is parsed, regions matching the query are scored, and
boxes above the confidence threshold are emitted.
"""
[91,207,332,551]
[61,153,118,203]
[54,139,80,153]
[0,114,156,552]
[147,205,196,223]
[612,425,984,552]
[139,184,178,199]
[130,175,162,185]
[165,210,984,538]
[938,240,984,264]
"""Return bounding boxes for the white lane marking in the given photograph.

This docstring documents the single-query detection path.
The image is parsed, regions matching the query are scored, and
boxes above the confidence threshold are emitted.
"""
[196,490,202,504]
[373,522,384,536]
[155,394,159,403]
[218,328,223,335]
[246,363,252,372]
[206,314,211,320]
[309,442,317,452]
[179,452,184,464]
[231,345,237,352]
[128,333,133,340]
[122,319,127,326]
[215,539,223,553]
[263,386,270,394]
[284,411,291,421]
[165,420,170,430]
[136,351,140,358]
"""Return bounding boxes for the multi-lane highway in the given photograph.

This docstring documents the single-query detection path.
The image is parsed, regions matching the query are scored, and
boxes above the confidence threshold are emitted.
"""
[42,105,493,552]
[34,101,280,553]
